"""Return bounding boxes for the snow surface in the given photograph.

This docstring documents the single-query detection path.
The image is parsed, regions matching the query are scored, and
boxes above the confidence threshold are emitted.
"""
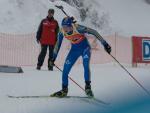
[0,0,150,113]
[0,0,150,36]
[0,64,150,113]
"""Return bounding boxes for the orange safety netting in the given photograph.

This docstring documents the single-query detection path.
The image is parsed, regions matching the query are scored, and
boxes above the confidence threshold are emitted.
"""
[0,33,132,66]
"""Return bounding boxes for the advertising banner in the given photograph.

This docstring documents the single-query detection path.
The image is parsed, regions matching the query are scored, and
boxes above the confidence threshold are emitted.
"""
[132,36,150,63]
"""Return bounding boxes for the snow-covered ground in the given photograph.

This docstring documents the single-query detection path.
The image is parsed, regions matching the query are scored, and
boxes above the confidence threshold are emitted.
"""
[0,0,150,113]
[0,64,150,113]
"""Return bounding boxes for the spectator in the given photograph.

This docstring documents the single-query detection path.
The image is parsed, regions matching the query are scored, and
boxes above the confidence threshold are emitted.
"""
[36,9,59,71]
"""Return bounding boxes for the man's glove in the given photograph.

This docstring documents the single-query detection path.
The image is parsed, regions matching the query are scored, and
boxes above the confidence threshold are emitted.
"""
[103,41,111,54]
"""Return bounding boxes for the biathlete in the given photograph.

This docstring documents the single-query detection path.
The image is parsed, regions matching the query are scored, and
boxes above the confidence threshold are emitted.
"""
[51,17,111,97]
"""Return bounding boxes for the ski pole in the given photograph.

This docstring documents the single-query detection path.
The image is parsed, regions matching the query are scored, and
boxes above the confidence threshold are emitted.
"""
[110,54,150,96]
[55,5,69,17]
[96,33,150,96]
[54,64,85,92]
[95,32,150,96]
[48,0,68,16]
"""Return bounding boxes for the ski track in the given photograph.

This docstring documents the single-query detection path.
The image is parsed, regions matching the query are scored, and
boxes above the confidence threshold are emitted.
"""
[0,64,150,113]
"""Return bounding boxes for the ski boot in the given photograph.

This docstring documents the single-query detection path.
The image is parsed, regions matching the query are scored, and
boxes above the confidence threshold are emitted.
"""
[50,88,68,98]
[85,82,94,98]
[36,65,41,70]
[48,66,53,71]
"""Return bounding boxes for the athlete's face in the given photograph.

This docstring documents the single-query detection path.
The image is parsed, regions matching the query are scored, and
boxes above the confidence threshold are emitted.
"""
[62,26,73,34]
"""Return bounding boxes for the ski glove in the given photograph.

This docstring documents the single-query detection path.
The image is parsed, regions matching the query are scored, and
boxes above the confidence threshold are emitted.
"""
[103,41,111,54]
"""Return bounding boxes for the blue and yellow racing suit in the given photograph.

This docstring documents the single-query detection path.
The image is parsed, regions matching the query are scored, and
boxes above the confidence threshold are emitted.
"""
[53,24,108,88]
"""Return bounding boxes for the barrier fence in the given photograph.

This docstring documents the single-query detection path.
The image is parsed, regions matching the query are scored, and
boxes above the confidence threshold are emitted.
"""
[0,33,132,67]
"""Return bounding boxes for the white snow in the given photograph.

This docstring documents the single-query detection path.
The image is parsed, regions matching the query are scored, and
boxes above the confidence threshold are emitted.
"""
[0,0,79,34]
[98,0,150,36]
[0,64,150,113]
[0,0,150,113]
[0,0,150,36]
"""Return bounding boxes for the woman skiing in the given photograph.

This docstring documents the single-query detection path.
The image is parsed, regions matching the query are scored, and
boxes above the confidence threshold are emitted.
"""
[51,17,111,97]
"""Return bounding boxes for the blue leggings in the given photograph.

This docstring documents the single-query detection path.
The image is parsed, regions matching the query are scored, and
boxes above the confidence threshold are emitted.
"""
[62,47,91,88]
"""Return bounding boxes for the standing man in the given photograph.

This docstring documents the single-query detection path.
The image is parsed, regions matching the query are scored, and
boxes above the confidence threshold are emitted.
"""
[36,9,59,71]
[50,17,111,97]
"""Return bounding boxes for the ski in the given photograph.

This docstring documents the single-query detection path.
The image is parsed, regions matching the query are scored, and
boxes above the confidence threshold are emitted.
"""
[7,95,50,98]
[7,95,89,99]
[7,95,110,106]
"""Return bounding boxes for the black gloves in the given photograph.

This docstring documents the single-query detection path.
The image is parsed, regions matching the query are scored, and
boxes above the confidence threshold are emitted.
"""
[103,41,111,54]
